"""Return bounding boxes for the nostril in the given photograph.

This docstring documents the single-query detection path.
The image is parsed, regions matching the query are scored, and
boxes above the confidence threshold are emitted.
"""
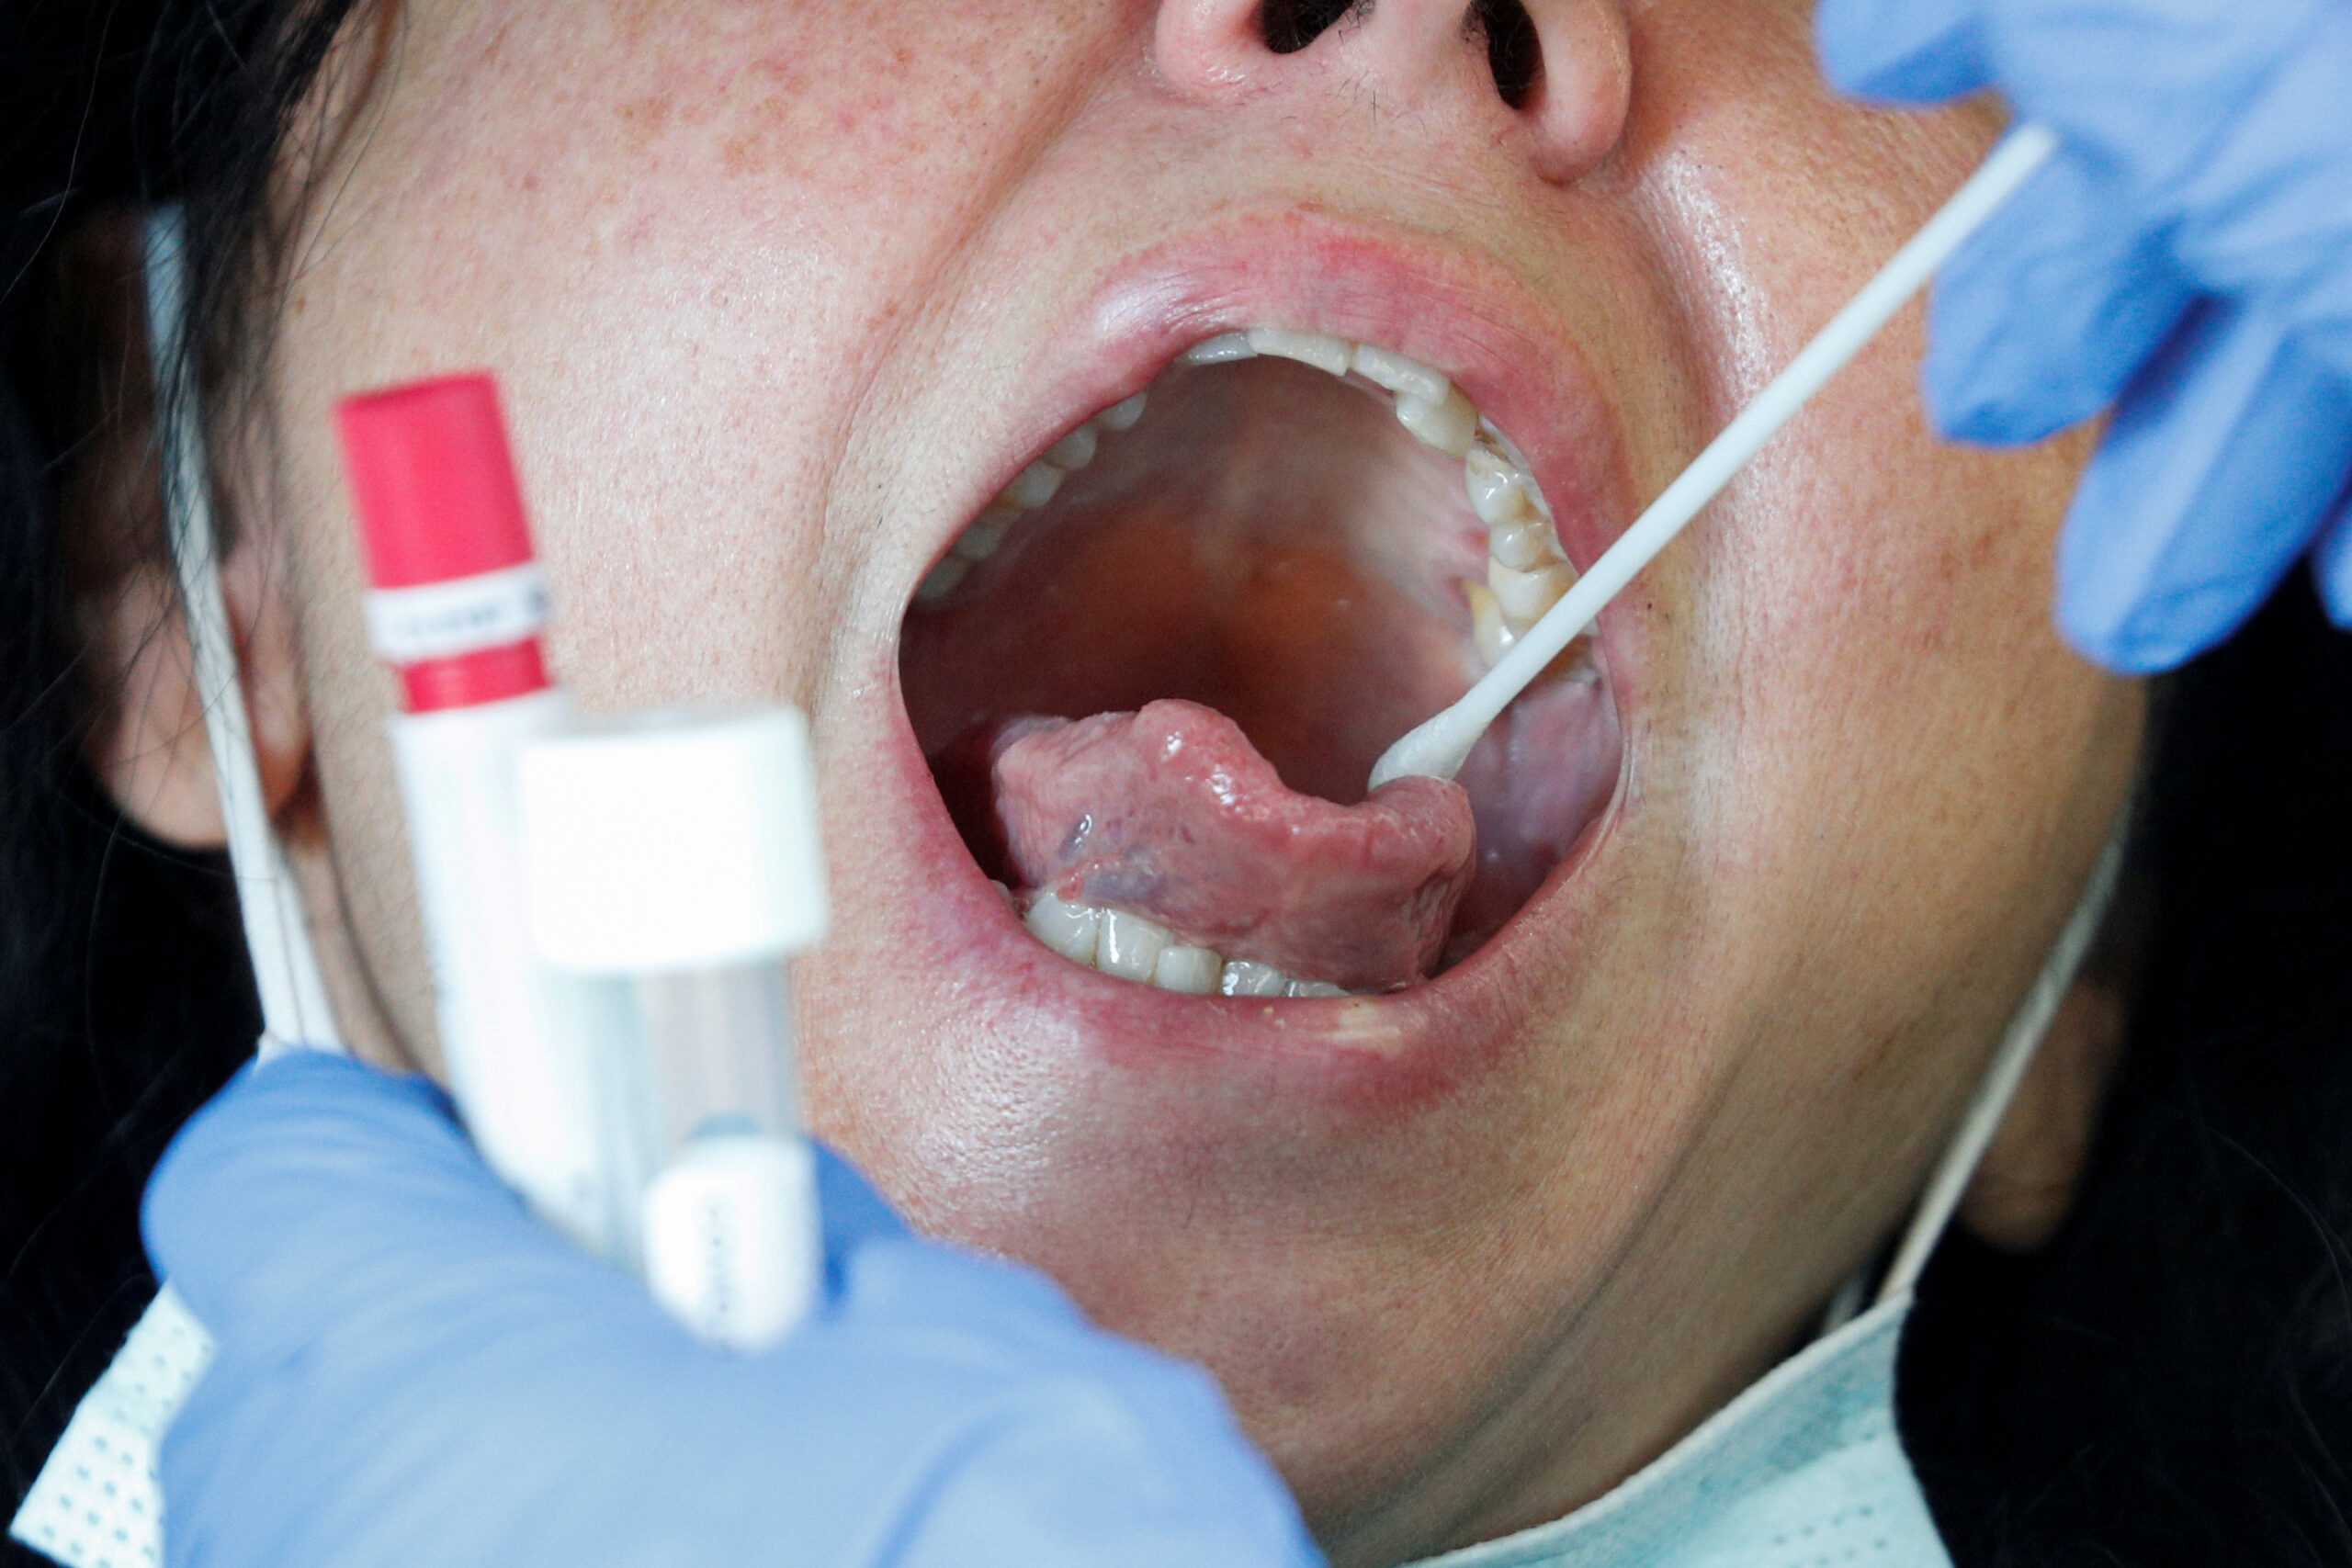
[1469,0,1542,109]
[1260,0,1361,54]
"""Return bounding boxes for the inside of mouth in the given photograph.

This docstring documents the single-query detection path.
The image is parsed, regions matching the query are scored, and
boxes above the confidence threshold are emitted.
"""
[898,333,1623,998]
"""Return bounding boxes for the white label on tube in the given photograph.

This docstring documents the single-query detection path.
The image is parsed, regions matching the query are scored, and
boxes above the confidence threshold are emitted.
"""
[366,562,548,663]
[644,1132,821,1352]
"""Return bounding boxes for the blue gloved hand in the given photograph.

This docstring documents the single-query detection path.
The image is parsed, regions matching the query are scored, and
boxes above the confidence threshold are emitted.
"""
[143,1051,1322,1567]
[1816,0,2352,671]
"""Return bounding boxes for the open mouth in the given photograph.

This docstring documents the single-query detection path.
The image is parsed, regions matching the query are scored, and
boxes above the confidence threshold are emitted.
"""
[899,326,1623,1001]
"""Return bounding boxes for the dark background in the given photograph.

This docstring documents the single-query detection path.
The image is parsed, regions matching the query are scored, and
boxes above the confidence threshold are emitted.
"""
[6,3,2352,1562]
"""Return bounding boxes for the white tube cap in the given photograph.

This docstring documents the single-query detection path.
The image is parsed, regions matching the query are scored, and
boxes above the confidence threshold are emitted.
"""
[520,706,829,972]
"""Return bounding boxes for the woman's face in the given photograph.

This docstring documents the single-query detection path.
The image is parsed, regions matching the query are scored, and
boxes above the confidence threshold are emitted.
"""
[210,0,2141,1557]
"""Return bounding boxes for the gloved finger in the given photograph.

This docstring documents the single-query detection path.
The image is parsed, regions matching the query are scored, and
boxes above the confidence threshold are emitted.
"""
[1815,0,1991,104]
[1973,0,2333,214]
[815,1139,911,1251]
[1926,145,2195,444]
[2312,488,2352,631]
[144,1050,480,1324]
[166,1295,714,1568]
[747,1306,1318,1568]
[2056,299,2352,671]
[837,1231,1095,1348]
[899,1356,1322,1568]
[145,1050,658,1365]
[2155,3,2352,357]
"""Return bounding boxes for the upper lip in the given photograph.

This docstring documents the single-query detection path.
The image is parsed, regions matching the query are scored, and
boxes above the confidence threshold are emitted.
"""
[890,208,1642,1110]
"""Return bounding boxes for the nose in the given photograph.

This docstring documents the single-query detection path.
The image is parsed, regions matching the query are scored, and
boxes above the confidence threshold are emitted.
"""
[1153,0,1632,186]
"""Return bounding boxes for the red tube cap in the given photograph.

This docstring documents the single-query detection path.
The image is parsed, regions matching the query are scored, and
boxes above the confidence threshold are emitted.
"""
[338,374,536,589]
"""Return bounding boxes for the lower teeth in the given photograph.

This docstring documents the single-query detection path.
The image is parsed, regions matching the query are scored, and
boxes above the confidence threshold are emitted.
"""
[1021,890,1358,998]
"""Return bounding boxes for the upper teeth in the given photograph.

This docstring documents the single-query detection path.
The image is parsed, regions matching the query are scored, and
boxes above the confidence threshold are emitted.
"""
[1394,387,1481,458]
[922,332,1582,661]
[1245,326,1354,378]
[1351,344,1450,403]
[1180,333,1580,664]
[1175,332,1257,367]
[916,389,1148,599]
[1094,391,1148,431]
[1488,557,1577,624]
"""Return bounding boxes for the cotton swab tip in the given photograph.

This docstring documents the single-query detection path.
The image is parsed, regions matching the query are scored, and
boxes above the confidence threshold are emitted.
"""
[1368,716,1475,792]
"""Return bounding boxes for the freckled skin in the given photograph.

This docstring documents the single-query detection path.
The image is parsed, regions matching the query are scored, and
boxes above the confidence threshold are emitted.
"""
[238,1,2142,1561]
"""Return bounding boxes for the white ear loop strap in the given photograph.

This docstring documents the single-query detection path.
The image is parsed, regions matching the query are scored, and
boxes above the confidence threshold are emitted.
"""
[1874,829,2129,1304]
[8,209,347,1568]
[140,206,340,1057]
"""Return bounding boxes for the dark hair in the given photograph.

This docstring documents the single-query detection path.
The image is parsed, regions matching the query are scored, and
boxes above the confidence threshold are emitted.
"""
[1902,581,2352,1566]
[6,8,2352,1564]
[0,0,360,1528]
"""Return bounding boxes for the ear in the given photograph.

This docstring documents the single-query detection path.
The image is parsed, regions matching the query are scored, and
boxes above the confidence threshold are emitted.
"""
[83,546,311,850]
[1958,976,2128,1252]
[61,208,310,849]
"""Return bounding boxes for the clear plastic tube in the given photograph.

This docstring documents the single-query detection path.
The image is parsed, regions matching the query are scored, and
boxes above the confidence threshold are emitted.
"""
[519,707,831,1350]
[632,962,820,1350]
[634,963,803,1147]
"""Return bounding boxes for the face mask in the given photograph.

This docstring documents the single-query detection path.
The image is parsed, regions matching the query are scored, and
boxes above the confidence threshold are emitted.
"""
[1411,1292,1934,1568]
[1404,839,2124,1568]
[16,209,2123,1568]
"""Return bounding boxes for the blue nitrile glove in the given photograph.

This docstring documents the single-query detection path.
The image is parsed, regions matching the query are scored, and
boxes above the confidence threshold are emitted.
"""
[143,1051,1323,1568]
[1816,0,2352,671]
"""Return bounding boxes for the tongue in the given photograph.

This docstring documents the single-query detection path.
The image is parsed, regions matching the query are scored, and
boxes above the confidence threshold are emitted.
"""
[990,699,1476,990]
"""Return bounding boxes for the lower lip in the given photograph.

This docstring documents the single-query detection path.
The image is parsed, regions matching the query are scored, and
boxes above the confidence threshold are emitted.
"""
[874,652,1630,1116]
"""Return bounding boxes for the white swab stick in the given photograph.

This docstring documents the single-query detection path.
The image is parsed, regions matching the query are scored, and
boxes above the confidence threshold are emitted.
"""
[1369,121,2061,791]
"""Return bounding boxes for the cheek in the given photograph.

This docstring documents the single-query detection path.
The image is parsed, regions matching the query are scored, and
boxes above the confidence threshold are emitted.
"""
[1719,358,2103,838]
[1678,407,2129,1145]
[1611,3,2109,1011]
[280,0,1128,717]
[286,504,450,1070]
[391,0,1117,343]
